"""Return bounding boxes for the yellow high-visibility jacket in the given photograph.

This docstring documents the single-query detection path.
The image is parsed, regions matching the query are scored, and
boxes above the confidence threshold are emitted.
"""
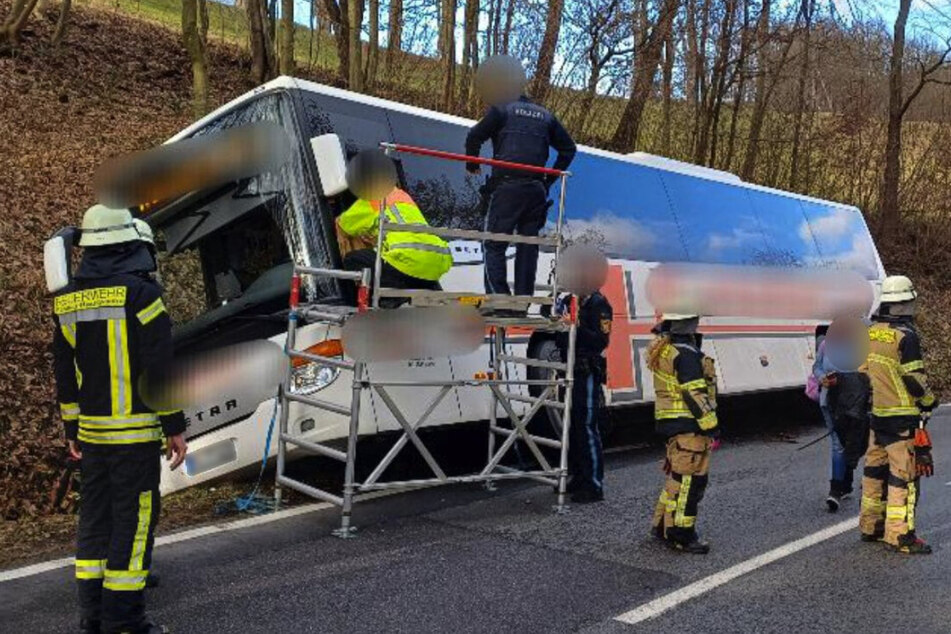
[338,188,452,282]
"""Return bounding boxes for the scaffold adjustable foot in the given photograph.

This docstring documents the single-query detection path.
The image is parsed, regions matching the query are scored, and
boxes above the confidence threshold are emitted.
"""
[332,519,358,539]
[483,480,498,492]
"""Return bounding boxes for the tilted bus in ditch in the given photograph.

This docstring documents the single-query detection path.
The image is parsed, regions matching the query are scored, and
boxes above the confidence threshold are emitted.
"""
[146,76,886,494]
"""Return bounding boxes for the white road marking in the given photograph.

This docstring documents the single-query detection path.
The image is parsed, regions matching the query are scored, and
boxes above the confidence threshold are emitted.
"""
[0,486,411,584]
[614,517,859,626]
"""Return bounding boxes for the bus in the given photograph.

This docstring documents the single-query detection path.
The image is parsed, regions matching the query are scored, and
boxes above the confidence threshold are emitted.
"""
[148,76,885,493]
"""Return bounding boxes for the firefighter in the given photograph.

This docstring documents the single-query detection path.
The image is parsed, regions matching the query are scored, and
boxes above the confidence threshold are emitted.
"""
[53,204,187,634]
[647,314,718,554]
[338,186,452,306]
[859,275,936,554]
[556,286,613,503]
[464,58,576,305]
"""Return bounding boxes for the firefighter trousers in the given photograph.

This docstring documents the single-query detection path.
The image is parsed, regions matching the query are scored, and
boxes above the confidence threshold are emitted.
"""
[76,443,161,633]
[568,370,604,494]
[652,433,712,544]
[860,429,918,545]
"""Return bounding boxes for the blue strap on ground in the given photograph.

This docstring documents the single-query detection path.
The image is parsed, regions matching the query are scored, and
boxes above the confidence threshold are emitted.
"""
[215,393,280,516]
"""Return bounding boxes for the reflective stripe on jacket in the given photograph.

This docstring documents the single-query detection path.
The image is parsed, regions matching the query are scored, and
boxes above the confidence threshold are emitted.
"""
[338,188,452,282]
[649,337,718,434]
[866,321,935,420]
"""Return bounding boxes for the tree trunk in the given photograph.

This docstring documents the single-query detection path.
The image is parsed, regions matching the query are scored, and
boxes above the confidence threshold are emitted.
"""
[576,58,602,137]
[182,0,209,116]
[723,0,751,170]
[684,0,698,112]
[740,0,771,180]
[879,0,912,234]
[789,0,814,190]
[660,25,675,155]
[323,0,350,83]
[501,0,514,54]
[611,0,679,151]
[461,0,480,109]
[385,0,401,71]
[366,0,379,88]
[279,0,294,75]
[438,0,457,110]
[51,0,72,46]
[348,0,363,90]
[529,0,564,104]
[696,0,737,166]
[1,0,40,48]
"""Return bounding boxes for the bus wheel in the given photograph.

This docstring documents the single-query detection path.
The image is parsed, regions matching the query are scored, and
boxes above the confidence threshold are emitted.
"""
[525,336,563,438]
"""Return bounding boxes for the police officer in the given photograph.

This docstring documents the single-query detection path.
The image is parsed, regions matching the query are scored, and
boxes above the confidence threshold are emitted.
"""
[465,57,576,304]
[859,275,936,554]
[647,314,718,554]
[53,204,187,634]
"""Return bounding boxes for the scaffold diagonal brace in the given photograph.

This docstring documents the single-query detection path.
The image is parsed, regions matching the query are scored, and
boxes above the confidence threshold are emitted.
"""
[482,386,552,476]
[370,385,451,484]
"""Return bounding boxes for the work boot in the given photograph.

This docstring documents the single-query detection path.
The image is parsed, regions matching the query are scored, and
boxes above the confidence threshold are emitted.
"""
[826,480,846,513]
[666,537,710,555]
[860,531,884,543]
[888,534,933,555]
[79,619,101,634]
[571,489,604,504]
[651,524,665,541]
[115,617,169,634]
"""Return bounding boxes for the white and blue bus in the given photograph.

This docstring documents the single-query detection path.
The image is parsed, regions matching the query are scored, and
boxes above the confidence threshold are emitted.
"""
[147,76,885,493]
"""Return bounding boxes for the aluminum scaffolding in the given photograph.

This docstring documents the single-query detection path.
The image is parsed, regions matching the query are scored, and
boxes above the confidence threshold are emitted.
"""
[274,145,577,537]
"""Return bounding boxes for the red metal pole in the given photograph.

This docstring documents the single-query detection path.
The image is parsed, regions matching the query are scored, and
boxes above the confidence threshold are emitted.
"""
[380,143,569,177]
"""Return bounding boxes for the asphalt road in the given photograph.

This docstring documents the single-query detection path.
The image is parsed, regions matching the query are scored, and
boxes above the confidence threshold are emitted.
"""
[4,408,951,634]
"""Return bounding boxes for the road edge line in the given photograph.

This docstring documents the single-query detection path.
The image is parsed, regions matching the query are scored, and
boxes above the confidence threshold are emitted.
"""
[613,517,859,625]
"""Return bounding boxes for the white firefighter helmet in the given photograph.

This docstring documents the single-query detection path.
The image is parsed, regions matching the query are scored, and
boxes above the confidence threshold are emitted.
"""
[133,218,154,246]
[662,313,699,321]
[880,275,916,304]
[78,204,139,247]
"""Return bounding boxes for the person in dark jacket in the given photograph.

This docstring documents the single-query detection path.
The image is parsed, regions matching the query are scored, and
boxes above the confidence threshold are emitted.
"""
[465,58,576,305]
[53,205,187,634]
[556,290,613,503]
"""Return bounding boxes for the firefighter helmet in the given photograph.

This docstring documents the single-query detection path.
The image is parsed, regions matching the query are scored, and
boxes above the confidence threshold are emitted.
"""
[880,275,916,304]
[78,204,139,247]
[133,218,154,246]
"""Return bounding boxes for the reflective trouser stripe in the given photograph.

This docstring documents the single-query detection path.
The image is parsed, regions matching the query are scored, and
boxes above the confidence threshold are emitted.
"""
[861,496,885,514]
[130,491,153,571]
[886,506,907,520]
[659,490,676,513]
[103,569,149,591]
[907,482,916,531]
[75,559,106,580]
[674,475,693,527]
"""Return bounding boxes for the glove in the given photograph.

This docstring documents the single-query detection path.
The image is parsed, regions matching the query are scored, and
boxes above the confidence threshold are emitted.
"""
[914,426,934,478]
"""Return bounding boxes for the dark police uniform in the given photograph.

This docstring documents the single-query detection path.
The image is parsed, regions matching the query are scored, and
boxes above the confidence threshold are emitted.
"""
[465,96,576,297]
[52,243,184,634]
[557,292,612,501]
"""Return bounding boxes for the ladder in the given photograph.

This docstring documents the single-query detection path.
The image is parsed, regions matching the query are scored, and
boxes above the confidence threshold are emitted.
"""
[274,145,577,537]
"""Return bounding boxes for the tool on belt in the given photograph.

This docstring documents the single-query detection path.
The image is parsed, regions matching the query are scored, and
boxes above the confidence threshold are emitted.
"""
[914,418,934,478]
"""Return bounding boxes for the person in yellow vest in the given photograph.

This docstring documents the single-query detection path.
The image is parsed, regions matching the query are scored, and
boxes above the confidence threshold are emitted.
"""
[647,313,718,554]
[338,186,453,307]
[860,275,937,554]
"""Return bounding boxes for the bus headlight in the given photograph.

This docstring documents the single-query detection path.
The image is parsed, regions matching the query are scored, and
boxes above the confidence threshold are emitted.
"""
[291,361,340,395]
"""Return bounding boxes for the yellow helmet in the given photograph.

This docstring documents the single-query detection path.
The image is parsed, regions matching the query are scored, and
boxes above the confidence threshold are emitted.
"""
[133,218,154,246]
[78,204,139,247]
[880,275,916,304]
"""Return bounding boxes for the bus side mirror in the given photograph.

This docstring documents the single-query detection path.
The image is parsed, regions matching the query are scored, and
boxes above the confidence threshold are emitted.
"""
[310,134,348,196]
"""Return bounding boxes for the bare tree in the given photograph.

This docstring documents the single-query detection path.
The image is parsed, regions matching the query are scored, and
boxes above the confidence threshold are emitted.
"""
[248,0,277,83]
[461,0,481,109]
[879,0,951,233]
[438,0,457,109]
[182,0,210,116]
[51,0,72,46]
[279,0,295,75]
[501,0,515,54]
[367,0,380,87]
[531,0,566,104]
[323,0,351,83]
[695,0,738,166]
[1,0,41,48]
[348,0,364,90]
[611,0,680,151]
[385,0,402,71]
[788,0,815,189]
[659,24,676,155]
[722,0,752,169]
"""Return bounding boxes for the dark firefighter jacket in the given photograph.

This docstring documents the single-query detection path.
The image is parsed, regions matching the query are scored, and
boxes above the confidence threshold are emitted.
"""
[557,292,613,380]
[52,243,185,445]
